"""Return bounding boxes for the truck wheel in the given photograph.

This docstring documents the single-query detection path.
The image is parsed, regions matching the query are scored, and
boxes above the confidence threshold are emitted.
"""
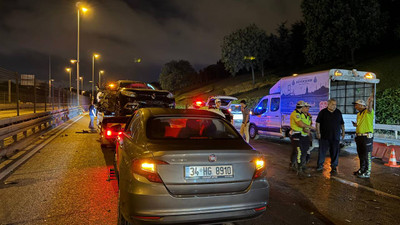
[249,124,258,139]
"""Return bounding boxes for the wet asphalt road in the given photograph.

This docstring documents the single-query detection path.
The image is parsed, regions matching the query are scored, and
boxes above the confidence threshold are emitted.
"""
[0,115,399,225]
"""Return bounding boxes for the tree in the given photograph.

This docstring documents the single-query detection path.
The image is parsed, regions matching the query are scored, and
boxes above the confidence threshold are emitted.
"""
[302,0,383,65]
[159,60,197,92]
[221,24,269,83]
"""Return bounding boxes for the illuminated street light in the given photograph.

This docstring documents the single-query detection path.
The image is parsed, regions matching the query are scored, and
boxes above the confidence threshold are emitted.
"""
[134,58,142,63]
[99,70,104,88]
[92,53,100,100]
[76,2,89,105]
[65,68,72,92]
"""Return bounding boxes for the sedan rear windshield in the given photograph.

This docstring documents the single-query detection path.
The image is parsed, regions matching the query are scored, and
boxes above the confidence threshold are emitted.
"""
[147,117,240,140]
[120,82,155,89]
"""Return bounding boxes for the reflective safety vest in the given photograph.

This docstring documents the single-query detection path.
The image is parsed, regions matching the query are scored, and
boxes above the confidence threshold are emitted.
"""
[356,109,374,134]
[301,113,312,136]
[290,110,303,133]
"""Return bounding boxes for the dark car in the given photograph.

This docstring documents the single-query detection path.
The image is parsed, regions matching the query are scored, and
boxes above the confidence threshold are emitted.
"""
[99,80,175,116]
[115,108,269,225]
[99,116,129,147]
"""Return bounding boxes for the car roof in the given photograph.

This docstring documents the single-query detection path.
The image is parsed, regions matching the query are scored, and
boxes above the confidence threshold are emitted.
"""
[140,108,223,118]
[208,96,238,100]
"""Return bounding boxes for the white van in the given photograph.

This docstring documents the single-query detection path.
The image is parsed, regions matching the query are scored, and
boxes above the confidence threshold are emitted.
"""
[249,69,380,145]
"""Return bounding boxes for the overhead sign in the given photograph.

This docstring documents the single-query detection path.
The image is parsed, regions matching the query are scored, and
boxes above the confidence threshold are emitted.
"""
[21,74,35,86]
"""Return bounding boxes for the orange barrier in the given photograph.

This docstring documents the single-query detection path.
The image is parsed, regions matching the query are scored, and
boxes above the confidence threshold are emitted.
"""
[384,148,400,167]
[373,142,400,163]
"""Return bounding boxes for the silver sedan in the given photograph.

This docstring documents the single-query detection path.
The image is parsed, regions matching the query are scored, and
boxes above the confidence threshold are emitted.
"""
[115,108,269,225]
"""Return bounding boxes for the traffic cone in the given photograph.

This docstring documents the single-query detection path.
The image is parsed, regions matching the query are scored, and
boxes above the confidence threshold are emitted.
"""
[384,148,400,168]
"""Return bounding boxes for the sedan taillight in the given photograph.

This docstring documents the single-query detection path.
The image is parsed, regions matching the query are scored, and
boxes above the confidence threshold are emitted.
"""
[131,159,169,183]
[252,157,266,179]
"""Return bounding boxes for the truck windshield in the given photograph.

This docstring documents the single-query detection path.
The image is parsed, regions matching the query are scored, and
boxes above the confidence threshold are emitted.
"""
[147,117,240,139]
[331,81,374,114]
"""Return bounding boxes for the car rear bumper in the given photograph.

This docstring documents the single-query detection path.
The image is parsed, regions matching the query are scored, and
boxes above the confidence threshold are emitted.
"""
[119,178,269,224]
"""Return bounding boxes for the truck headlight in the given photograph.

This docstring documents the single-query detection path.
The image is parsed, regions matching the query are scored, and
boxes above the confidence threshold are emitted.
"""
[121,90,137,97]
[167,92,174,98]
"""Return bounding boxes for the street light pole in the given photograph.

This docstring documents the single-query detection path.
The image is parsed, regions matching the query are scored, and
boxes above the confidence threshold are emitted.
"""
[80,76,83,94]
[66,68,72,92]
[76,2,88,106]
[99,70,104,89]
[92,53,99,101]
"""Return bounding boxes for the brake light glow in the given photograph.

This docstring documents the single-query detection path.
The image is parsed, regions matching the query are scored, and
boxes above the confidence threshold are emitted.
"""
[252,157,266,179]
[132,159,169,183]
[195,101,203,107]
[364,72,375,79]
[106,130,113,137]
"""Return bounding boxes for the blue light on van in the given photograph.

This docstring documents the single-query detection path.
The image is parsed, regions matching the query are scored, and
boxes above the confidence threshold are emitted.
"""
[258,107,262,109]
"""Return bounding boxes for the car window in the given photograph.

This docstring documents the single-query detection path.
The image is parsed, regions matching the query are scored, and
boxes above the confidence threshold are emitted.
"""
[127,112,141,139]
[255,98,268,114]
[208,98,233,107]
[120,82,154,89]
[147,117,240,140]
[230,105,241,113]
[271,98,280,112]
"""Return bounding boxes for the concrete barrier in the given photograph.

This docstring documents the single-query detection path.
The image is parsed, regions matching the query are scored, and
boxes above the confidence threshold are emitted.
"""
[373,142,400,162]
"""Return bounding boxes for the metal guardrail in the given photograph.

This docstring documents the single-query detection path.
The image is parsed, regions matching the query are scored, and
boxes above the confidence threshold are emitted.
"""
[0,107,83,154]
[375,124,400,140]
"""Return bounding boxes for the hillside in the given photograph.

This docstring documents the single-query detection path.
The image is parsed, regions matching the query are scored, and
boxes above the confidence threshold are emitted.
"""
[175,52,400,108]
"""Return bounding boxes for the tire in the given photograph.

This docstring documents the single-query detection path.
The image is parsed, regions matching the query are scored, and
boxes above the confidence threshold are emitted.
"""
[249,124,258,139]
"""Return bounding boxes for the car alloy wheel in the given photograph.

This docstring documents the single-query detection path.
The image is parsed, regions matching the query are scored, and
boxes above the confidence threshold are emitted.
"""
[249,124,257,139]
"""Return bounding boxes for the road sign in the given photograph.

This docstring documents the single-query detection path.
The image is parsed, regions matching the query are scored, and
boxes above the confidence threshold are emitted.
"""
[21,74,35,86]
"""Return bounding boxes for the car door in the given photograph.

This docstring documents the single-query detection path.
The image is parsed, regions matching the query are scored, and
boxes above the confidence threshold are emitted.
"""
[266,96,281,133]
[252,97,269,131]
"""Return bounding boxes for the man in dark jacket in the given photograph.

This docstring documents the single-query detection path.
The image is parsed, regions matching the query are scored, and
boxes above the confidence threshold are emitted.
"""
[316,99,345,174]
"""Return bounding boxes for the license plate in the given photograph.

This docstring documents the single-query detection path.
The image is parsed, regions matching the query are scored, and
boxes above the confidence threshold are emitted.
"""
[185,165,234,179]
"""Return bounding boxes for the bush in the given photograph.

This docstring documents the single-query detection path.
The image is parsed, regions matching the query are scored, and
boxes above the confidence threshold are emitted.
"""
[376,88,400,124]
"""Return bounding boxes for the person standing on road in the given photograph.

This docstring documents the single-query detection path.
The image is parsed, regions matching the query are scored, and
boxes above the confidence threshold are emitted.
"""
[290,101,314,177]
[316,99,345,174]
[240,100,250,143]
[352,95,374,178]
[301,102,313,164]
[207,98,225,118]
[89,101,96,130]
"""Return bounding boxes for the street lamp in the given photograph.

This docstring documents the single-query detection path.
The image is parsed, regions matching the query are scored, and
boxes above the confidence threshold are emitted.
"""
[65,68,72,92]
[99,70,104,88]
[92,53,100,100]
[76,2,89,105]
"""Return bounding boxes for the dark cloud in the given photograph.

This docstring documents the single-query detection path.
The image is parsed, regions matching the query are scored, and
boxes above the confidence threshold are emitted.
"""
[0,0,302,88]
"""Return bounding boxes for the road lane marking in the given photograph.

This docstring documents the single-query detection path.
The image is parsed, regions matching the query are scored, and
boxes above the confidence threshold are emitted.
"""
[0,115,83,181]
[331,176,400,201]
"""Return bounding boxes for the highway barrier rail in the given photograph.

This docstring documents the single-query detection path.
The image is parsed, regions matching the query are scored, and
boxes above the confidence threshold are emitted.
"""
[0,107,83,157]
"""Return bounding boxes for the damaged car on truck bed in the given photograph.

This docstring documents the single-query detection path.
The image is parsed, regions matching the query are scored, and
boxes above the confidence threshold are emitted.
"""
[100,80,175,116]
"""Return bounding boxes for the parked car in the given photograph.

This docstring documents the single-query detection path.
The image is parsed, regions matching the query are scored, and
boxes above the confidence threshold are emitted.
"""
[230,103,243,128]
[115,108,269,225]
[99,116,129,147]
[205,95,237,124]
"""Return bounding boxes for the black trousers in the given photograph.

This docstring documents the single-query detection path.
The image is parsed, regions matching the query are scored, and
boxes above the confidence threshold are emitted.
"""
[355,136,373,173]
[317,138,340,169]
[290,133,308,167]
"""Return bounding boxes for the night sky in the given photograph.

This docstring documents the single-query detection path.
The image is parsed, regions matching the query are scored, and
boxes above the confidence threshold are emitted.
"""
[0,0,301,89]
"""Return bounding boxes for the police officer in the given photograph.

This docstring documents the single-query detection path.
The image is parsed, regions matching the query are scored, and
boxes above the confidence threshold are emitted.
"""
[290,101,314,177]
[352,95,374,178]
[301,102,313,164]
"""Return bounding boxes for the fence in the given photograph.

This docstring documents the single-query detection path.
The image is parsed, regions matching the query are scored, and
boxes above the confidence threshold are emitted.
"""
[0,67,90,118]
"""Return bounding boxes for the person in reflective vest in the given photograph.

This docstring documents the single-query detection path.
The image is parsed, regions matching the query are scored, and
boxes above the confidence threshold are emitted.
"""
[301,102,313,165]
[290,101,315,177]
[352,95,374,178]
